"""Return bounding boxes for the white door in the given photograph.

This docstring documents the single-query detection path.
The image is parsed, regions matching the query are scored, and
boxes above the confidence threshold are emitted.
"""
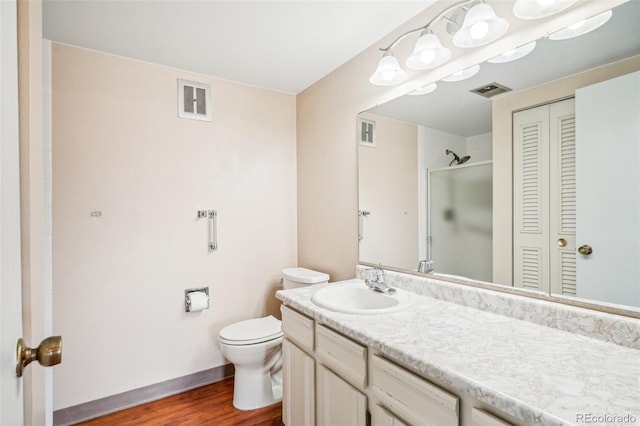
[513,99,576,295]
[1,0,25,423]
[575,71,640,306]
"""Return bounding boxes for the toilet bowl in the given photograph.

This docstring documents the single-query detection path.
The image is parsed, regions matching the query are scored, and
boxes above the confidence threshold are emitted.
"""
[219,316,283,410]
[219,267,329,410]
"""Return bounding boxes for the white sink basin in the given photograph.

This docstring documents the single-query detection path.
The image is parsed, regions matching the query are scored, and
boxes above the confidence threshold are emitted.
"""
[311,280,411,315]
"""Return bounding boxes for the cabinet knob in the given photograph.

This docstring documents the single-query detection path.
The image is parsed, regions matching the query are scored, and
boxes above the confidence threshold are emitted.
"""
[557,238,567,247]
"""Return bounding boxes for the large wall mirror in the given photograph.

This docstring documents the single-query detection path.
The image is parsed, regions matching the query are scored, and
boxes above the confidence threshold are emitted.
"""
[358,0,639,315]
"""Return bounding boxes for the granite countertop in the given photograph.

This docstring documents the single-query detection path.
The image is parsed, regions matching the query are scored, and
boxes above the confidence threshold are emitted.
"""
[276,280,640,426]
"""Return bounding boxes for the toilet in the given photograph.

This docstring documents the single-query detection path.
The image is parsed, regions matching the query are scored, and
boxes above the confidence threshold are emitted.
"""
[219,267,329,410]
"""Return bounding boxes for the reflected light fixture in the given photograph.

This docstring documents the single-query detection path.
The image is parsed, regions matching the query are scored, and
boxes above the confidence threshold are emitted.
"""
[548,10,613,40]
[488,41,537,63]
[369,52,408,86]
[369,0,508,86]
[451,3,509,48]
[441,64,481,82]
[513,0,578,20]
[408,83,438,96]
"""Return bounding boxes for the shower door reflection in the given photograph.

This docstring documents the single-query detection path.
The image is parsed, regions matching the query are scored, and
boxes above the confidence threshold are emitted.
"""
[428,161,492,282]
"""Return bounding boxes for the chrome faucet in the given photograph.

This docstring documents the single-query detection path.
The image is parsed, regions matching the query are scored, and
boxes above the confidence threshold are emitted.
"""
[364,264,396,295]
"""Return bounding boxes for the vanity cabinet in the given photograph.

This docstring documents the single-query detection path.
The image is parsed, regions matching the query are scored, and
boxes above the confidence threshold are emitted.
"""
[281,305,514,426]
[371,354,459,426]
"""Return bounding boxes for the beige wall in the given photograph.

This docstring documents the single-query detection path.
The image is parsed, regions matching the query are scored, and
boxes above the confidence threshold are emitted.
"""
[358,113,418,270]
[52,44,297,409]
[492,55,640,285]
[295,0,621,281]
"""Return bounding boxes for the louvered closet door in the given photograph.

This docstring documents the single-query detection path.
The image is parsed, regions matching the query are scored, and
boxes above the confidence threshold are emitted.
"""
[513,105,551,292]
[548,99,576,296]
[513,99,576,294]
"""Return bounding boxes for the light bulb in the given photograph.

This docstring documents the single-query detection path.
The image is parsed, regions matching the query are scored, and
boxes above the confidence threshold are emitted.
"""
[470,21,489,40]
[381,70,395,82]
[420,49,436,64]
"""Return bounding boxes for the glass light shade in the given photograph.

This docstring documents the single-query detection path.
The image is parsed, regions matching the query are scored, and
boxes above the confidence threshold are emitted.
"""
[548,10,612,40]
[408,83,438,96]
[369,52,408,86]
[452,3,509,48]
[513,0,578,20]
[441,64,480,82]
[488,41,537,63]
[406,31,452,70]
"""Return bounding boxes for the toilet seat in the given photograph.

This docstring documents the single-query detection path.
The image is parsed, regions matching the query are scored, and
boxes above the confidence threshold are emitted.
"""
[219,315,283,345]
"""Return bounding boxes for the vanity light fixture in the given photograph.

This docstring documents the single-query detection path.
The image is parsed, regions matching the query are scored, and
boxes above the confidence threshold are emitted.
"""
[441,64,481,82]
[513,0,578,20]
[451,3,509,48]
[488,41,537,63]
[369,0,508,86]
[548,9,613,40]
[407,82,438,96]
[406,30,451,70]
[369,51,408,86]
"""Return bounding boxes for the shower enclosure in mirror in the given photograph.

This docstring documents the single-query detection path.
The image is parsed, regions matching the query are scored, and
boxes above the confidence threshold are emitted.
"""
[357,0,640,315]
[428,161,492,283]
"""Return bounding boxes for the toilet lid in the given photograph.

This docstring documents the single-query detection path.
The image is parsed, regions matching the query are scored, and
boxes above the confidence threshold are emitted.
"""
[219,315,283,345]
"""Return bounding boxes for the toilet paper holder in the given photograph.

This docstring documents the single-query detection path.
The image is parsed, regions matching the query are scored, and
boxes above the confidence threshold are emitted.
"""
[185,287,210,312]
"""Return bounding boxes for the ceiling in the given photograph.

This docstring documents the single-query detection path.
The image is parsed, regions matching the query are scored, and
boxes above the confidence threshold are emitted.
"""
[43,0,434,94]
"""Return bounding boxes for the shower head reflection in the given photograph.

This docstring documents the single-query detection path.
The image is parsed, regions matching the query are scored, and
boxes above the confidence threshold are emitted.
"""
[445,150,471,166]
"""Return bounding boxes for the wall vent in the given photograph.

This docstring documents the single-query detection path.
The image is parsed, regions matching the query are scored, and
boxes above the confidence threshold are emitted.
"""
[178,79,211,121]
[470,82,512,98]
[358,118,376,147]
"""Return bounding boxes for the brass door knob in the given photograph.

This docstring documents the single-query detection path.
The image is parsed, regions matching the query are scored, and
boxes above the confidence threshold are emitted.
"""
[557,238,567,247]
[16,336,62,377]
[578,245,593,255]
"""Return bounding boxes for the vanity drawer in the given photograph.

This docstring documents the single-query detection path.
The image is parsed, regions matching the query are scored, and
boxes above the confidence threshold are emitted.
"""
[315,324,367,389]
[471,408,514,426]
[371,355,459,426]
[281,305,314,353]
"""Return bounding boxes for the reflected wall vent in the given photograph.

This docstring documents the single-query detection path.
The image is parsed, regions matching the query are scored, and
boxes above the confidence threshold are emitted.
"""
[358,118,376,147]
[178,79,211,121]
[470,82,512,98]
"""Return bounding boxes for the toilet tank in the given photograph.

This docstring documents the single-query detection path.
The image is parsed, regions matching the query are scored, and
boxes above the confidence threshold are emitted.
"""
[282,267,329,289]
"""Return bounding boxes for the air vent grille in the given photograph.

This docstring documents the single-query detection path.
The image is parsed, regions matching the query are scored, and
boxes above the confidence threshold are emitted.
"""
[470,82,512,98]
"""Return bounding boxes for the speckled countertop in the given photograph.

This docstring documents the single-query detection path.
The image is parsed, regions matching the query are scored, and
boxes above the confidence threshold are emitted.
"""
[276,279,640,426]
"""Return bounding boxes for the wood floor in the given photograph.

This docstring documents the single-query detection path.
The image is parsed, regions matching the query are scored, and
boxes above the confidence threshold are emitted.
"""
[76,377,284,426]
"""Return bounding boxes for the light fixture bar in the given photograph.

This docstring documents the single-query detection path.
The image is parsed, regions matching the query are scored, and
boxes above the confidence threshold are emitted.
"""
[376,0,475,53]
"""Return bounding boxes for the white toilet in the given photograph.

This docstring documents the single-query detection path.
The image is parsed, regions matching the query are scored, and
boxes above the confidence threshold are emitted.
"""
[219,267,329,410]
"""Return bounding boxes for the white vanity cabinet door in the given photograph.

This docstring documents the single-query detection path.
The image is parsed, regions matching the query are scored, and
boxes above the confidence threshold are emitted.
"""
[371,355,459,426]
[282,338,315,426]
[316,364,367,426]
[372,404,409,426]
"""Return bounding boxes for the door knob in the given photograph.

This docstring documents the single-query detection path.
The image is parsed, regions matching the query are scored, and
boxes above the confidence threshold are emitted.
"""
[578,245,593,256]
[557,238,567,247]
[16,336,62,378]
